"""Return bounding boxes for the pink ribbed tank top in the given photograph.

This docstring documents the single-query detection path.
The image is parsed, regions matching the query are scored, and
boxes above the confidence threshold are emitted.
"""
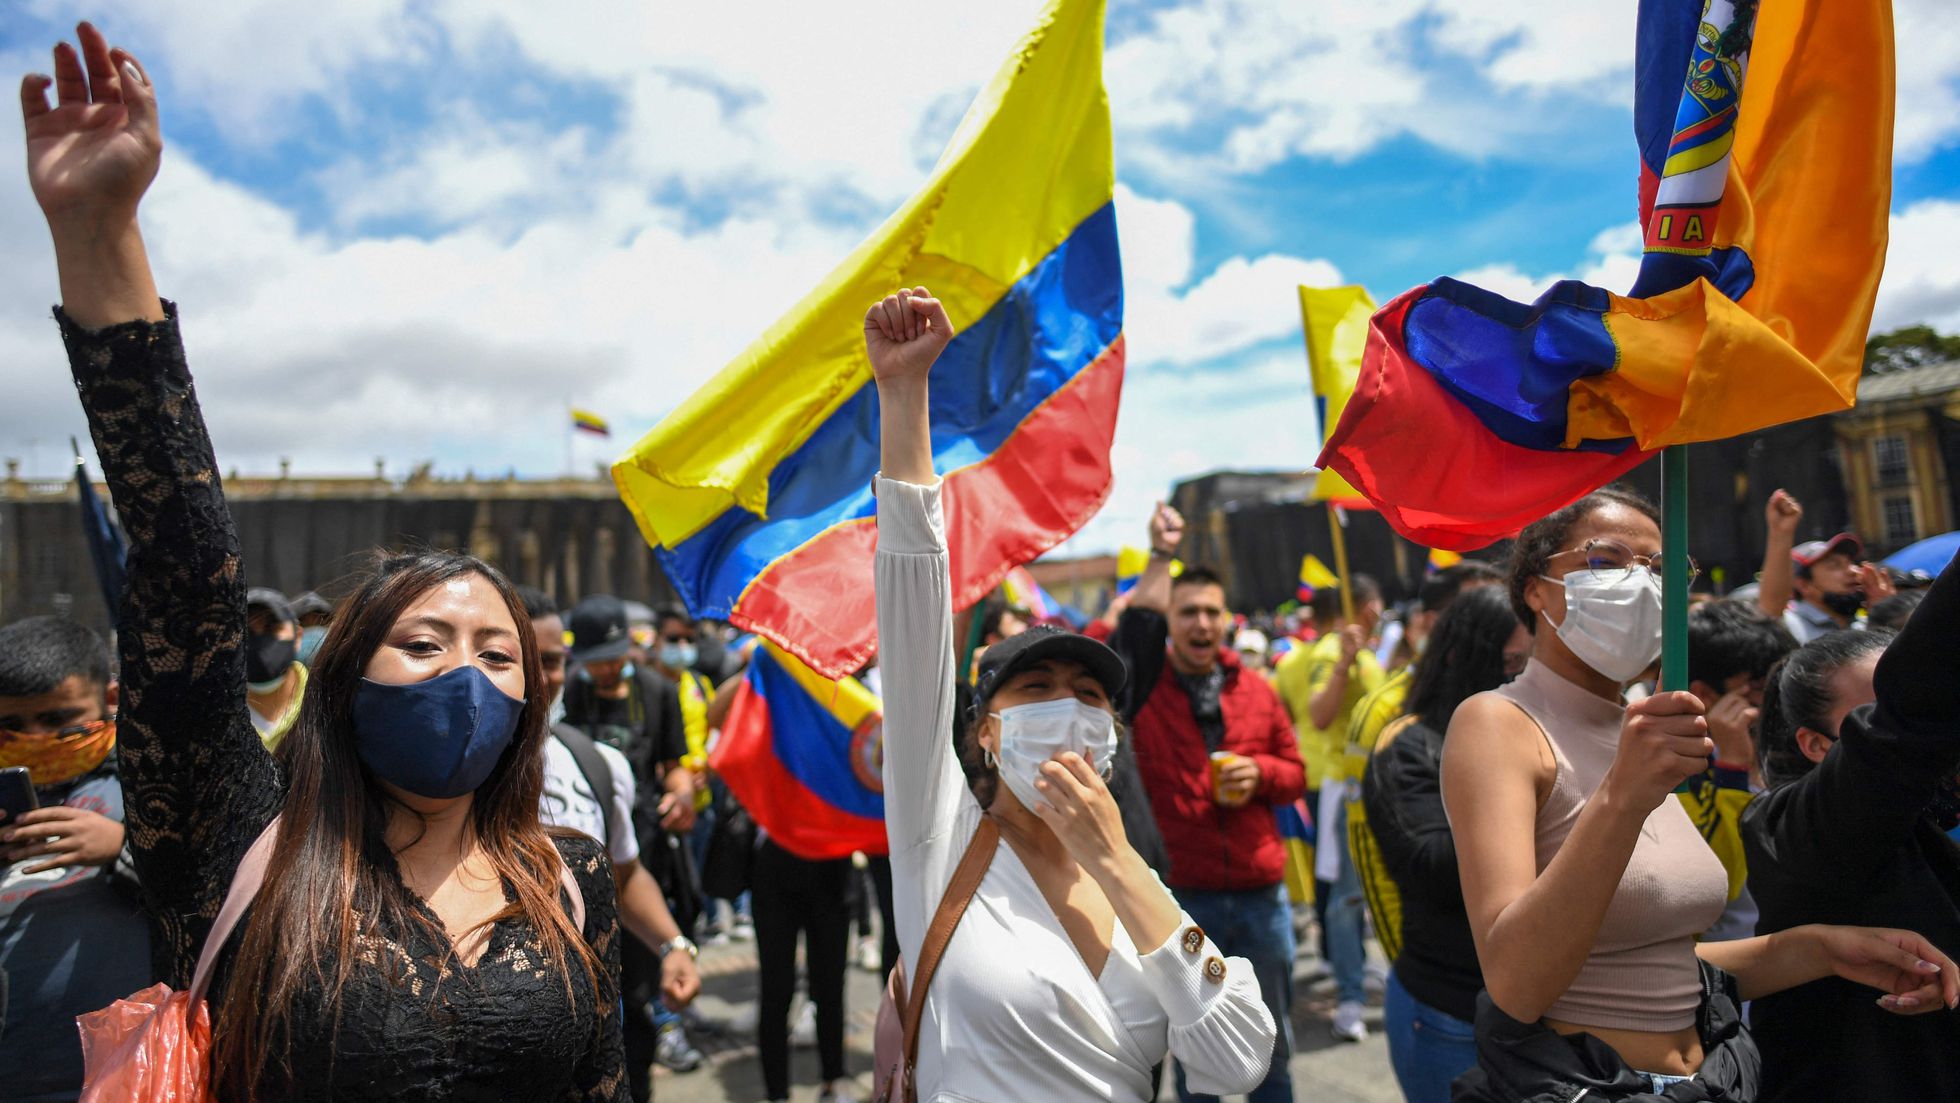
[1496,661,1728,1032]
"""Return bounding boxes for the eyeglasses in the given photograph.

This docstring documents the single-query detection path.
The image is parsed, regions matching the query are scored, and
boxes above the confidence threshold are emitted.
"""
[1549,539,1699,586]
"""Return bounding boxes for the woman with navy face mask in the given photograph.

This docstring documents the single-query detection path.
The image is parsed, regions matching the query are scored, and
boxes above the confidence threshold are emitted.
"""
[868,288,1276,1101]
[23,24,622,1100]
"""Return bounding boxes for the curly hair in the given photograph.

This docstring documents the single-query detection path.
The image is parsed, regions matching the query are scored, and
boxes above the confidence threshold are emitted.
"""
[1507,487,1661,633]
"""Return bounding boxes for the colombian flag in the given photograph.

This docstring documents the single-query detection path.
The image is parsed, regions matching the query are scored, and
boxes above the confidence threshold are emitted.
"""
[613,0,1122,678]
[1276,796,1317,906]
[1001,565,1060,623]
[571,408,610,438]
[1297,554,1338,603]
[712,641,886,860]
[1320,0,1893,550]
[1299,286,1375,507]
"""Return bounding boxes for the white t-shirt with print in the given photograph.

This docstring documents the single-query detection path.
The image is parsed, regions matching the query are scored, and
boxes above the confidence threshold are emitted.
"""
[539,733,639,866]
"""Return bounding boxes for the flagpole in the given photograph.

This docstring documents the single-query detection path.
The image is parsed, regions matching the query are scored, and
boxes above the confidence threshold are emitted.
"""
[565,400,575,478]
[1661,446,1690,691]
[1327,503,1356,624]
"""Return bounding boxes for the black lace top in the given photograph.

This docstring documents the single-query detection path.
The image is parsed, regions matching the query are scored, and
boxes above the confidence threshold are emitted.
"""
[59,303,626,1102]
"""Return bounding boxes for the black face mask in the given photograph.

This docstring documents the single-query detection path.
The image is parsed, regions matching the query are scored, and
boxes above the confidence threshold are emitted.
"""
[1820,590,1865,618]
[246,633,298,686]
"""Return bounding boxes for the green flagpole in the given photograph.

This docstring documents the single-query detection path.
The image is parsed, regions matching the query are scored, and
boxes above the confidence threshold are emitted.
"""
[1661,446,1690,691]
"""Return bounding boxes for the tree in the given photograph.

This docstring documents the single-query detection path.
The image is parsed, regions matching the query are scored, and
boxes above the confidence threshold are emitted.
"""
[1864,325,1960,374]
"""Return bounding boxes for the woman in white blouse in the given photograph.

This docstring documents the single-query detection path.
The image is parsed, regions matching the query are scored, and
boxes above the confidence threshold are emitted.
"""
[868,287,1276,1101]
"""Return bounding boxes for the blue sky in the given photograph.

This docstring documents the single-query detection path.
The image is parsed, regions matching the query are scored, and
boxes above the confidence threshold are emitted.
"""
[4,0,1957,554]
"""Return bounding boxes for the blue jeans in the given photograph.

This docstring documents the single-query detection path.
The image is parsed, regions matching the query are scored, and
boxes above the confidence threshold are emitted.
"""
[1325,796,1367,1005]
[1384,970,1476,1103]
[1172,884,1296,1103]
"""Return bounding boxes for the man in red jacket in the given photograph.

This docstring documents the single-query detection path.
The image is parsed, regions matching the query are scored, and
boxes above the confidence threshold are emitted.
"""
[1108,503,1307,1103]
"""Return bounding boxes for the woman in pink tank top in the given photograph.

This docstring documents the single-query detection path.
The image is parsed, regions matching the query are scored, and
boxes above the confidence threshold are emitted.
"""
[1443,489,1958,1102]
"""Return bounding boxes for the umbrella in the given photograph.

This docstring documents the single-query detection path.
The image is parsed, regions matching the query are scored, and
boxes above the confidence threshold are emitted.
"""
[1883,531,1960,577]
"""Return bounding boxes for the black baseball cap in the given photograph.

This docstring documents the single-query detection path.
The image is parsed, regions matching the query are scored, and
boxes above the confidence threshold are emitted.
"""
[970,625,1127,718]
[567,595,633,663]
[245,587,295,625]
[289,591,333,620]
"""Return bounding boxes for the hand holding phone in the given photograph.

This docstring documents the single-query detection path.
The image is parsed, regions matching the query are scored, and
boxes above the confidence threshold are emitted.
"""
[0,766,37,826]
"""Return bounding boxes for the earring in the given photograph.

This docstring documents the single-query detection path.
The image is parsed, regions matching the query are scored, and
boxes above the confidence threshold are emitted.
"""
[984,748,998,769]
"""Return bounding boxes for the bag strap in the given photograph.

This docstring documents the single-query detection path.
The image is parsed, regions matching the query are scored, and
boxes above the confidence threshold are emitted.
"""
[552,723,618,852]
[900,816,999,1081]
[559,857,587,934]
[184,816,591,1009]
[189,815,283,1004]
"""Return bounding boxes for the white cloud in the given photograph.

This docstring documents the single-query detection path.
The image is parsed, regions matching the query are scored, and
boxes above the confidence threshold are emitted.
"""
[1873,199,1960,335]
[1894,0,1960,162]
[1447,221,1644,303]
[1426,2,1635,95]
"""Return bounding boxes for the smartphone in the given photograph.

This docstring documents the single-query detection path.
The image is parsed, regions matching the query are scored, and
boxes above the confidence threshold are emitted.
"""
[0,766,37,826]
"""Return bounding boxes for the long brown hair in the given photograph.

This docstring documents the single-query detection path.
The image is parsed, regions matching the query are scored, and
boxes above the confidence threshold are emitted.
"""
[212,551,605,1096]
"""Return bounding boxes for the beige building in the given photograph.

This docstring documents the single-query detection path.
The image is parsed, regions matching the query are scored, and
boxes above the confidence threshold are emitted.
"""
[1835,360,1960,553]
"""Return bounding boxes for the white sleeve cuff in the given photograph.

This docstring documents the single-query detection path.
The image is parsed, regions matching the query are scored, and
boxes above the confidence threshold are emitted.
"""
[874,475,946,555]
[1138,914,1277,1095]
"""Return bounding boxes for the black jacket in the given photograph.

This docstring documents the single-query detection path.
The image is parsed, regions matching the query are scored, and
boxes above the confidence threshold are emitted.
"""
[1741,558,1960,1102]
[1362,716,1483,1021]
[1452,963,1759,1102]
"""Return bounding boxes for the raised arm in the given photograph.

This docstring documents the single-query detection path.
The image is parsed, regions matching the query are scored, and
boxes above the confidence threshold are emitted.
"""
[1443,690,1710,1023]
[868,289,964,858]
[1106,504,1180,721]
[1126,503,1183,615]
[1755,490,1801,620]
[25,23,281,983]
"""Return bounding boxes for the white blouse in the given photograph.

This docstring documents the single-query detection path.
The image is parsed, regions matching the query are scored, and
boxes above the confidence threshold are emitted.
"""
[874,477,1274,1102]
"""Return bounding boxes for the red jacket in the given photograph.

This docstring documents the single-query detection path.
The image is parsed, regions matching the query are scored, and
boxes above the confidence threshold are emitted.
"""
[1112,610,1307,892]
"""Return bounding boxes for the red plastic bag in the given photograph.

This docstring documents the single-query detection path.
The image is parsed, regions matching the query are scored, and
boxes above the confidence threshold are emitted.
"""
[74,820,281,1102]
[76,982,216,1102]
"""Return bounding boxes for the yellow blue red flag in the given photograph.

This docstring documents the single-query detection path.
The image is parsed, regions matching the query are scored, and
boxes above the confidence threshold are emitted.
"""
[1320,0,1893,550]
[1299,286,1375,505]
[712,641,885,860]
[613,0,1121,677]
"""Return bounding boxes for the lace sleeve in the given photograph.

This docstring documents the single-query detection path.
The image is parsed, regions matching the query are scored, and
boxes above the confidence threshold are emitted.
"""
[558,835,627,1102]
[58,302,284,986]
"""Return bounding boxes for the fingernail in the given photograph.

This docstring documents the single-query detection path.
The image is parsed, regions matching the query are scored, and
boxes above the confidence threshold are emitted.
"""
[121,60,145,86]
[1920,960,1943,973]
[1878,995,1902,1009]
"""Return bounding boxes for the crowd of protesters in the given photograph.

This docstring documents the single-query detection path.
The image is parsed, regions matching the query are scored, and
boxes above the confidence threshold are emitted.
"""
[7,21,1960,1103]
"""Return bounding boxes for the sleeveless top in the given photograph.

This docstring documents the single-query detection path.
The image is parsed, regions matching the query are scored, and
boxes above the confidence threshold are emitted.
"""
[1498,661,1728,1032]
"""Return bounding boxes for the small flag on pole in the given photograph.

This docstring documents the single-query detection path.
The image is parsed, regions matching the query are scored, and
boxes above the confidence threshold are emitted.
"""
[571,408,611,438]
[1297,554,1338,602]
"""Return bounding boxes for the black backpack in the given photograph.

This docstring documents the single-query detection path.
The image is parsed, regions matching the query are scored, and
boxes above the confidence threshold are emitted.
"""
[550,723,617,853]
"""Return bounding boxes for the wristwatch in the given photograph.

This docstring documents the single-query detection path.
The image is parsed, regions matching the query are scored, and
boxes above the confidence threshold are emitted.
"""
[658,935,699,961]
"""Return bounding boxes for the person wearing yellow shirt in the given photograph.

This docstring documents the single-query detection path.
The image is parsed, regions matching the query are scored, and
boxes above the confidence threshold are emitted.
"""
[1342,562,1504,962]
[1275,579,1382,1041]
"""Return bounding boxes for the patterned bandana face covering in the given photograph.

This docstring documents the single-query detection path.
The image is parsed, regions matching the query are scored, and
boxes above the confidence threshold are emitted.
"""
[0,719,117,787]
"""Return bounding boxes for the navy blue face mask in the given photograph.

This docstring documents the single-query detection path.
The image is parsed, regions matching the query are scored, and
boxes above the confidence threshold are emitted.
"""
[352,665,526,799]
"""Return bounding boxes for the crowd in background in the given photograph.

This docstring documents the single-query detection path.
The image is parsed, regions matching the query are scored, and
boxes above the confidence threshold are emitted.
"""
[7,20,1960,1103]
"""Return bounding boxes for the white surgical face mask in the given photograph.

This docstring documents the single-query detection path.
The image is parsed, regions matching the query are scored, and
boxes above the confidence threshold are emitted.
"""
[1538,570,1664,683]
[990,697,1118,812]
